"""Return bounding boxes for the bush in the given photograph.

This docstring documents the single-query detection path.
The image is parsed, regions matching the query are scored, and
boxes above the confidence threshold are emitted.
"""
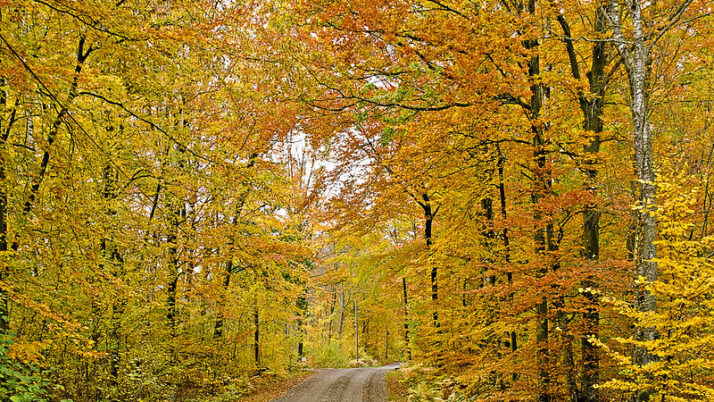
[312,343,351,368]
[0,335,51,402]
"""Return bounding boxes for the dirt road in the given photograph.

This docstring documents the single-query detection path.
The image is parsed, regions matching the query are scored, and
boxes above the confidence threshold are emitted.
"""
[272,363,400,402]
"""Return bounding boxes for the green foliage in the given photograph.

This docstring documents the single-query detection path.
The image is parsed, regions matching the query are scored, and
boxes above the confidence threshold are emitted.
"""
[0,336,49,402]
[210,376,254,402]
[381,126,395,146]
[312,343,351,368]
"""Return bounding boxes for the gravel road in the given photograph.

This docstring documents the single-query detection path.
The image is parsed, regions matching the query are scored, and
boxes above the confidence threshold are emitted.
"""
[272,363,400,402]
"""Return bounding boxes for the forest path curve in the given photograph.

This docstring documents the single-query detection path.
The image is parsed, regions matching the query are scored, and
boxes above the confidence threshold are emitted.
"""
[272,363,400,402]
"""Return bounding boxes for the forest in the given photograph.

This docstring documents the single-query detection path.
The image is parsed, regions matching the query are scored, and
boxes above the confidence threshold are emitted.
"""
[1,0,713,401]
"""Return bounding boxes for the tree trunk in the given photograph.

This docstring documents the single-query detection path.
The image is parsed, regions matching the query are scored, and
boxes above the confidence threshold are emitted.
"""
[1,37,93,330]
[419,193,438,327]
[254,303,260,367]
[533,123,550,402]
[402,277,410,360]
[496,145,517,382]
[609,0,658,373]
[385,328,389,361]
[0,89,13,334]
[354,300,359,360]
[213,260,232,339]
[549,225,576,401]
[297,294,307,359]
[524,12,551,397]
[338,290,345,339]
[166,189,184,349]
[363,321,369,353]
[327,288,336,342]
[556,6,608,399]
[23,37,93,215]
[214,155,256,339]
[629,20,658,374]
[579,7,607,400]
[101,164,125,388]
[0,171,7,334]
[166,248,179,339]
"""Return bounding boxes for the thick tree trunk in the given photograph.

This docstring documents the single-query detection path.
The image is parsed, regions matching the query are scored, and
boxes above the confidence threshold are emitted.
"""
[629,25,658,373]
[524,23,551,400]
[609,0,658,375]
[579,7,607,400]
[557,6,608,399]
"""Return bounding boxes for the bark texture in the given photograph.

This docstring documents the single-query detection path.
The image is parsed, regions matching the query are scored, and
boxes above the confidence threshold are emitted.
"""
[609,0,658,374]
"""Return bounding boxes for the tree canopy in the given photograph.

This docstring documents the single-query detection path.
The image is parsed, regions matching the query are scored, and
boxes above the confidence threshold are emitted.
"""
[1,0,713,400]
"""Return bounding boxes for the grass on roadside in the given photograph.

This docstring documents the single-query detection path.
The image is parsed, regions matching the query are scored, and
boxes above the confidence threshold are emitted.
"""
[239,370,315,402]
[386,369,408,401]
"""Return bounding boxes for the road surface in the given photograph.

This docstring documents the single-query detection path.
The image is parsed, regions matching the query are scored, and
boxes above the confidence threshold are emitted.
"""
[273,363,400,402]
